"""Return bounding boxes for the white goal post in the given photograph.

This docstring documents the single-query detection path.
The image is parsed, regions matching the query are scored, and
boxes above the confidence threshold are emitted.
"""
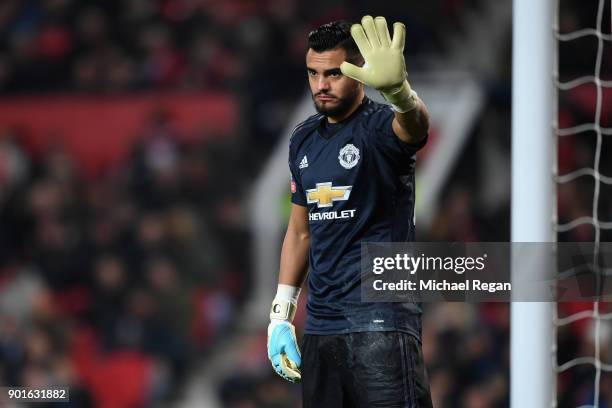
[511,0,555,407]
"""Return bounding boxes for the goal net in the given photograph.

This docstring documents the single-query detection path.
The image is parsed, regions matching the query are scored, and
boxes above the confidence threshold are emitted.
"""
[553,0,612,407]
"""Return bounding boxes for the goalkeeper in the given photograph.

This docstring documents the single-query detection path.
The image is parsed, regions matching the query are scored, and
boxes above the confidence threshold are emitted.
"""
[267,16,433,407]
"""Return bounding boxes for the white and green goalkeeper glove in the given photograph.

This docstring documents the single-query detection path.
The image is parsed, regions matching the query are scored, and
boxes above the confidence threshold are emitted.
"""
[267,284,301,383]
[340,15,418,113]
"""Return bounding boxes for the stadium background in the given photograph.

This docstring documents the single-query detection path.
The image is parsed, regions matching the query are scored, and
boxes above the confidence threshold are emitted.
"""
[0,0,609,406]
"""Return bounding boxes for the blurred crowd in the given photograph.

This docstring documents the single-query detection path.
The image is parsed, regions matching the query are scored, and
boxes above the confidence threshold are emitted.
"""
[0,0,610,407]
[0,111,248,405]
[0,0,251,92]
[0,0,477,93]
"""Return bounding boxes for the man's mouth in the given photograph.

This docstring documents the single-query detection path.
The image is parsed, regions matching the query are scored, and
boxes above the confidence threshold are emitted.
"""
[317,94,336,102]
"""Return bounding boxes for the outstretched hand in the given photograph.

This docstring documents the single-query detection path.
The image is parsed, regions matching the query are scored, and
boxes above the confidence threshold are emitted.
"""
[340,15,407,93]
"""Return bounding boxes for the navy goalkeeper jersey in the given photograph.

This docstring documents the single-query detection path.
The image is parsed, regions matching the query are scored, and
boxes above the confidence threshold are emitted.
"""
[289,97,427,339]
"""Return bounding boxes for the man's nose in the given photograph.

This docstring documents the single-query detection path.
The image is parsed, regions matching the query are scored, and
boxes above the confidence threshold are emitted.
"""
[317,77,330,91]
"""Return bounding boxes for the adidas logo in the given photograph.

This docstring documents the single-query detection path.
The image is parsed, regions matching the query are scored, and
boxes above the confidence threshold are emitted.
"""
[299,155,309,169]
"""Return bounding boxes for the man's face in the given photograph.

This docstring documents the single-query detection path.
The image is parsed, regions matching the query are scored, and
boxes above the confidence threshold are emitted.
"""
[306,48,362,119]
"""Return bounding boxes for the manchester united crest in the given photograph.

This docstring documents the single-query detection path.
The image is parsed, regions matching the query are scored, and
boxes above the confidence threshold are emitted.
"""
[338,144,360,170]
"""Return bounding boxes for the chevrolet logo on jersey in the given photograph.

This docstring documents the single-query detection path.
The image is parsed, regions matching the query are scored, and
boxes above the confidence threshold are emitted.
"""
[306,182,352,208]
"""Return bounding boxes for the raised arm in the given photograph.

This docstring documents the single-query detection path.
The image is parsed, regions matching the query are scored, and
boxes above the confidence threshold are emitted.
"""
[340,15,429,145]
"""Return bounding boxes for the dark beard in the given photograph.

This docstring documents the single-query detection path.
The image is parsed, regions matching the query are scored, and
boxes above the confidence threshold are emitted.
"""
[312,88,360,119]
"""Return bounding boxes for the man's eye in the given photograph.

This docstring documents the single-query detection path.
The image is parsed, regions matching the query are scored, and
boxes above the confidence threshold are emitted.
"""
[330,72,340,77]
[308,70,317,76]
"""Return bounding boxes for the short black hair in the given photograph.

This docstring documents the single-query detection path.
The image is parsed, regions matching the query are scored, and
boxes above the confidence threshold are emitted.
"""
[307,20,363,64]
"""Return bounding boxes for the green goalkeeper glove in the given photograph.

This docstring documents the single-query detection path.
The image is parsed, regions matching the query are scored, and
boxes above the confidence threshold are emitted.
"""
[340,15,418,113]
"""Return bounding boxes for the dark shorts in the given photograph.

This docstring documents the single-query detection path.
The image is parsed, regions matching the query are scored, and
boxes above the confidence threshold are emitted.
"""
[302,331,433,408]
